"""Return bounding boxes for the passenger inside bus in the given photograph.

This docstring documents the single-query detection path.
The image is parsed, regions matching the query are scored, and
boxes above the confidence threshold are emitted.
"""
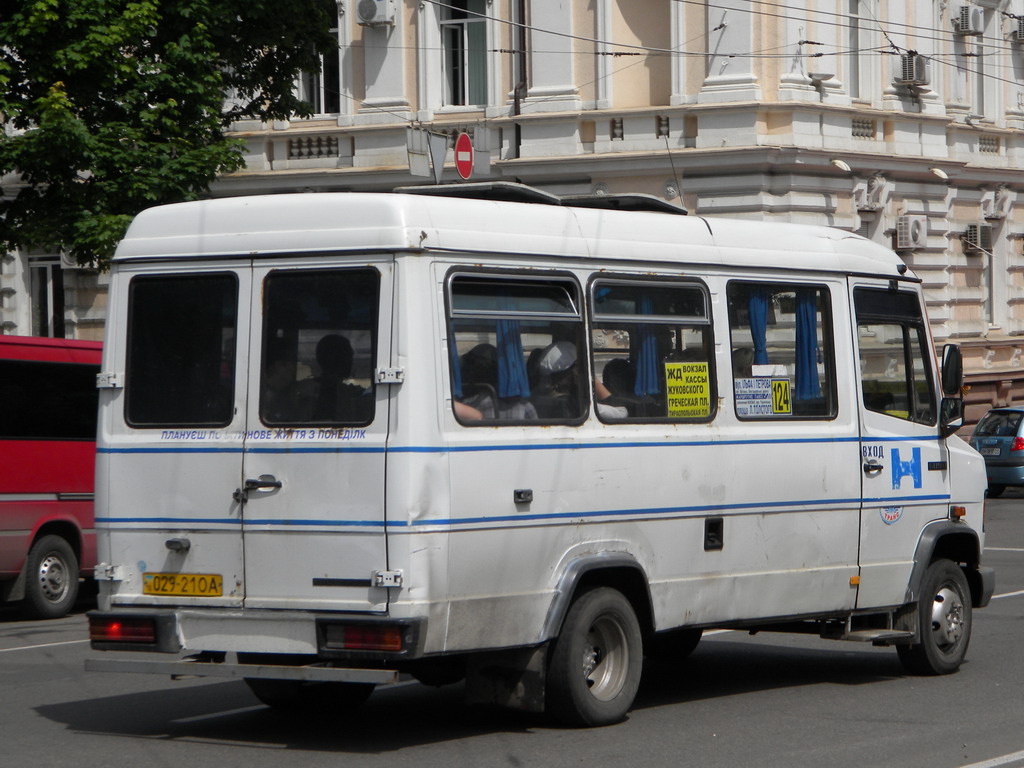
[457,343,538,421]
[310,334,371,422]
[530,341,581,419]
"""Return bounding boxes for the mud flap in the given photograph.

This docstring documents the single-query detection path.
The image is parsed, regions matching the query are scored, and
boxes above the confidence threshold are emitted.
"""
[465,645,547,713]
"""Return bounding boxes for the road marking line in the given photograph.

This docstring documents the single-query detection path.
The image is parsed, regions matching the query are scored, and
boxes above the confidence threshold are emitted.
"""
[986,547,1024,553]
[991,589,1024,600]
[959,748,1024,768]
[0,639,88,653]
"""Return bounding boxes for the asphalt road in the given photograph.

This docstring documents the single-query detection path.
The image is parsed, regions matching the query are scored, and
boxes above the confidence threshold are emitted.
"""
[2,496,1023,768]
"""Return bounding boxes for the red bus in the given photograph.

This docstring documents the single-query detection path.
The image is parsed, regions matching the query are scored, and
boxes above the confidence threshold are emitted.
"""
[0,335,101,618]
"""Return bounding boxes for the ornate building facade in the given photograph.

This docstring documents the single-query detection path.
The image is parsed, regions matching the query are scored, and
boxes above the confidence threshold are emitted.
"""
[6,0,1024,420]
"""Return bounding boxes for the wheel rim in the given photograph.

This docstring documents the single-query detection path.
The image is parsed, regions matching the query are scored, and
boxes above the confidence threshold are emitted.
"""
[930,585,965,651]
[37,553,70,604]
[581,614,629,701]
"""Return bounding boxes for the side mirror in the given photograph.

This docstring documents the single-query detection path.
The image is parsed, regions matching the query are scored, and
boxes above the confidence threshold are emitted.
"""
[939,344,964,438]
[940,344,963,397]
[940,396,964,438]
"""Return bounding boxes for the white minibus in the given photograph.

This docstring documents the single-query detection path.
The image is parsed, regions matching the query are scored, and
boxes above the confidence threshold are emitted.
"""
[87,186,993,726]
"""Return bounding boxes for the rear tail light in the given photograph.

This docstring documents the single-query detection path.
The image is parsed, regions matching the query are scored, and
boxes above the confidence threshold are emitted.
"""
[321,623,405,652]
[89,616,157,644]
[1012,437,1024,452]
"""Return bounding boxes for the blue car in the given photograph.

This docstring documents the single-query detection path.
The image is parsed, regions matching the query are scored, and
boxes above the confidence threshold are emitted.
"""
[969,407,1024,497]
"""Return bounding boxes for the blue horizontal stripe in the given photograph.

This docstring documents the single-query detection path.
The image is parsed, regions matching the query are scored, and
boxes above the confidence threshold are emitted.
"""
[863,494,951,504]
[98,433,938,456]
[97,492,951,532]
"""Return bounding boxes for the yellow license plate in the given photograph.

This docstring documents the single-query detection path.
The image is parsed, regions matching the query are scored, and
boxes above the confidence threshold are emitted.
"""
[143,572,223,597]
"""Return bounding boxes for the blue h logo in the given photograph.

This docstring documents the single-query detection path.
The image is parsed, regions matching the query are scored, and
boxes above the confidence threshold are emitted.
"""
[890,447,922,490]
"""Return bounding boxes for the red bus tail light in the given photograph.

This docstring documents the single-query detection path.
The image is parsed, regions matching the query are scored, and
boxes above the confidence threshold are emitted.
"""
[89,616,157,644]
[320,622,405,652]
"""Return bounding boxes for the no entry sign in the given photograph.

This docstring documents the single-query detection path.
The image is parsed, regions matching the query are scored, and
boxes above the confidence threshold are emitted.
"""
[454,132,474,180]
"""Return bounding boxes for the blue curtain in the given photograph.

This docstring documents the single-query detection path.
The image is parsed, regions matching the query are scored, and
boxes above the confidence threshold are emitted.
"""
[795,290,821,399]
[748,289,770,366]
[633,296,661,396]
[450,337,463,398]
[496,318,531,398]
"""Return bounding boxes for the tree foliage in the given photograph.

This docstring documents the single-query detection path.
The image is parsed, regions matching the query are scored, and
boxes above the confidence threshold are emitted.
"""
[0,0,337,266]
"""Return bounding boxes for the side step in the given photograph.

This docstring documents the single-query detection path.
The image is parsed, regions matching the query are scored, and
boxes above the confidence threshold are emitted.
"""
[829,629,914,644]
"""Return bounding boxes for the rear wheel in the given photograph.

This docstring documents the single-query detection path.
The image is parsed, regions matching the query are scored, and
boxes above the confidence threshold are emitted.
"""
[22,535,79,619]
[897,559,972,675]
[546,587,643,727]
[986,484,1006,498]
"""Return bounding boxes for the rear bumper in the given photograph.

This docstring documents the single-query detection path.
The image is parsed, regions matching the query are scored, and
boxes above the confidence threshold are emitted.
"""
[88,608,426,660]
[984,464,1024,485]
[84,656,400,684]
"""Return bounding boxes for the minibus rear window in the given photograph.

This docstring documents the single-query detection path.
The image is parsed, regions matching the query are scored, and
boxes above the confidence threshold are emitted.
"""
[260,268,379,427]
[125,273,238,428]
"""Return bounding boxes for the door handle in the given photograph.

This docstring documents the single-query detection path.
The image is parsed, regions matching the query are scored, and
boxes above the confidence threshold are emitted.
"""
[244,475,283,491]
[233,475,282,504]
[863,459,884,475]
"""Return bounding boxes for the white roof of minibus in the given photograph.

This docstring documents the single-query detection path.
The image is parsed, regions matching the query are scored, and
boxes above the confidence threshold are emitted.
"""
[114,193,908,278]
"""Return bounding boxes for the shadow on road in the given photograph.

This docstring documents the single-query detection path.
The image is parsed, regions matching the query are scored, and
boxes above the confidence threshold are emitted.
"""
[35,636,908,750]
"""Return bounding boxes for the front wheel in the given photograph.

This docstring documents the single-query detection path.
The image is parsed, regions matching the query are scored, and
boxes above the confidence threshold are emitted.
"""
[22,535,79,619]
[986,484,1006,498]
[896,559,972,675]
[546,587,643,727]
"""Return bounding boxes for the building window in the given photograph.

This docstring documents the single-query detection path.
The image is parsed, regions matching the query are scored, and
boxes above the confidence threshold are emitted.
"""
[29,258,65,338]
[299,0,341,114]
[440,0,488,106]
[846,0,862,98]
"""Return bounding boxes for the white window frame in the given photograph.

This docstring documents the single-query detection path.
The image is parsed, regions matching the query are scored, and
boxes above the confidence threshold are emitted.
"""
[297,1,343,116]
[439,0,489,107]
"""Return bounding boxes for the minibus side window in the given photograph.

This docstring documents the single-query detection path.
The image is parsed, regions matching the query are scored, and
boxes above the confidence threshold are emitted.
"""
[260,269,379,427]
[0,360,99,440]
[854,288,936,425]
[590,279,715,422]
[447,274,584,425]
[727,283,836,419]
[126,274,237,427]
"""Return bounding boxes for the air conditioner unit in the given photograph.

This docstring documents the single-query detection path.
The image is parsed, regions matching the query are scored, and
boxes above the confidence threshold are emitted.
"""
[356,0,395,26]
[895,215,928,250]
[894,54,930,86]
[953,5,983,36]
[1013,17,1024,43]
[963,222,994,253]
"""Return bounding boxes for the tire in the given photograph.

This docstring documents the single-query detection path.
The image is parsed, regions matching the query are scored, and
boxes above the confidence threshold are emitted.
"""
[896,559,972,676]
[987,484,1006,498]
[22,535,79,619]
[645,628,703,662]
[546,587,643,727]
[244,679,375,712]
